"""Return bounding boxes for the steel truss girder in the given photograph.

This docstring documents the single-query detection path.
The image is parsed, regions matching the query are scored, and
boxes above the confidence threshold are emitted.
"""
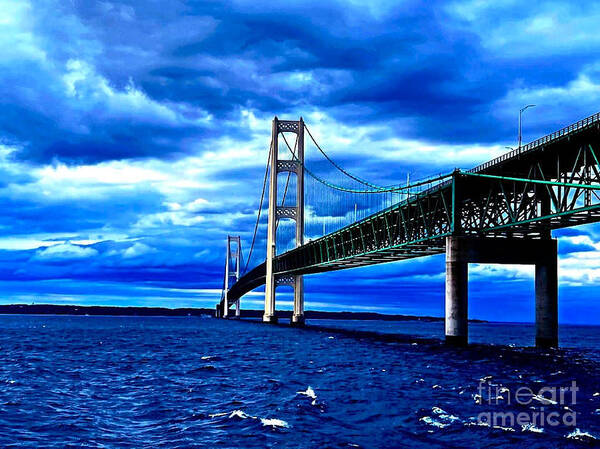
[227,123,600,303]
[458,142,600,236]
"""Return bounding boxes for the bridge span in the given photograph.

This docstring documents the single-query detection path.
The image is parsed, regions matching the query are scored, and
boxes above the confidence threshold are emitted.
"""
[218,112,600,348]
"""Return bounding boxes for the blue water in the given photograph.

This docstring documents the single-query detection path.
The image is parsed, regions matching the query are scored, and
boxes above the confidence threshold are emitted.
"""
[0,316,599,448]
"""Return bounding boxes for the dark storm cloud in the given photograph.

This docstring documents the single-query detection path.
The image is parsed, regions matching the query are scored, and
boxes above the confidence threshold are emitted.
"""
[4,0,599,163]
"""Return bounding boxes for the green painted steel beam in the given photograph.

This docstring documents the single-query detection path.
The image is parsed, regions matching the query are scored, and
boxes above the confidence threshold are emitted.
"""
[461,171,600,189]
[481,203,600,232]
[359,225,366,252]
[451,176,457,233]
[383,214,393,244]
[288,233,451,272]
[370,219,378,246]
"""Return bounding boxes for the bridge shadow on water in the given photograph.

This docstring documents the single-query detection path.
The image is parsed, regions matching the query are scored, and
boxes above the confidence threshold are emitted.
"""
[231,317,600,389]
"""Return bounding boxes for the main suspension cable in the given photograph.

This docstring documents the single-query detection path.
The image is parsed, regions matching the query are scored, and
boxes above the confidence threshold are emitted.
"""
[281,132,451,194]
[304,124,385,189]
[243,138,272,273]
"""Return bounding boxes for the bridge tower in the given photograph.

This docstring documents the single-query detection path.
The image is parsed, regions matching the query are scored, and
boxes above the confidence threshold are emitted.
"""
[264,117,305,325]
[222,235,242,318]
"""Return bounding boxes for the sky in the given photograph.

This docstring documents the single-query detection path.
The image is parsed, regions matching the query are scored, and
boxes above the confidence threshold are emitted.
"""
[1,0,600,323]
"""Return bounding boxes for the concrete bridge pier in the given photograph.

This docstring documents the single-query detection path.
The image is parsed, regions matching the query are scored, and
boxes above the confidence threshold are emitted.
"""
[291,276,305,326]
[444,236,558,348]
[445,237,468,346]
[535,257,558,348]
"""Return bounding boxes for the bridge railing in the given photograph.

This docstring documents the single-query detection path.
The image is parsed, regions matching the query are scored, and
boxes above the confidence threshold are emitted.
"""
[468,112,600,174]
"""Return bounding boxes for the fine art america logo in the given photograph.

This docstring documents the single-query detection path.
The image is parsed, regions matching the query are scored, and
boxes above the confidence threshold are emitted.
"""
[476,380,578,428]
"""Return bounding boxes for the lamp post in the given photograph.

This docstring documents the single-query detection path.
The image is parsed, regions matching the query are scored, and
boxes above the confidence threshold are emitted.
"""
[518,104,536,150]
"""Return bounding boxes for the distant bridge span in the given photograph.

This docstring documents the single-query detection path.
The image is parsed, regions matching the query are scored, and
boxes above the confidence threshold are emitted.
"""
[219,112,600,347]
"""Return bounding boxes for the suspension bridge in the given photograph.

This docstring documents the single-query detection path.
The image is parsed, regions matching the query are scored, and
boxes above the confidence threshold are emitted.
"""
[217,112,600,347]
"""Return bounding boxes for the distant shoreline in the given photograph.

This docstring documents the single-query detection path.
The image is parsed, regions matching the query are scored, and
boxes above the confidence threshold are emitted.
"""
[0,304,488,323]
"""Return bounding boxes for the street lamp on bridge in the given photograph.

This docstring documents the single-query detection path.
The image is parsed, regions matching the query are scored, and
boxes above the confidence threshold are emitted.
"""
[518,104,536,149]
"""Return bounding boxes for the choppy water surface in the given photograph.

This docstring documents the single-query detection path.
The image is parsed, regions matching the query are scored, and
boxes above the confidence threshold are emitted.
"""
[0,316,599,448]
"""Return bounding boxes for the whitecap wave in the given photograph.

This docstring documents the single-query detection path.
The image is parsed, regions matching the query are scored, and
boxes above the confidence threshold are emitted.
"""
[492,424,515,432]
[421,407,459,429]
[464,421,514,432]
[297,386,317,400]
[521,423,544,433]
[531,394,557,405]
[432,407,459,422]
[420,416,448,428]
[229,410,254,419]
[261,418,289,428]
[565,428,598,441]
[212,409,289,429]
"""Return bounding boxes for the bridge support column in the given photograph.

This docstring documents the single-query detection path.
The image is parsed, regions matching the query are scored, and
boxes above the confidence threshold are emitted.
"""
[445,237,468,346]
[291,118,305,326]
[535,242,558,348]
[223,264,229,319]
[444,236,558,348]
[291,276,305,326]
[219,235,242,320]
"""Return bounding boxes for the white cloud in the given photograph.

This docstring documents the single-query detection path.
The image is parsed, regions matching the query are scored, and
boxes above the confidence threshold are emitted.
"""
[493,68,600,132]
[122,242,156,259]
[446,1,600,59]
[299,110,506,172]
[0,236,105,251]
[0,0,48,63]
[183,198,211,212]
[32,242,98,261]
[62,59,212,127]
[38,161,169,185]
[133,211,205,229]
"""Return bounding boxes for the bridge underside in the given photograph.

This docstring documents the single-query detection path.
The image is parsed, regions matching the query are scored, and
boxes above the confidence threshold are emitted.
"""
[222,115,600,347]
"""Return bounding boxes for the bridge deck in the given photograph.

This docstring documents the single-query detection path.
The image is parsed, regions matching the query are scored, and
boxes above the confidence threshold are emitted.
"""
[226,113,600,305]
